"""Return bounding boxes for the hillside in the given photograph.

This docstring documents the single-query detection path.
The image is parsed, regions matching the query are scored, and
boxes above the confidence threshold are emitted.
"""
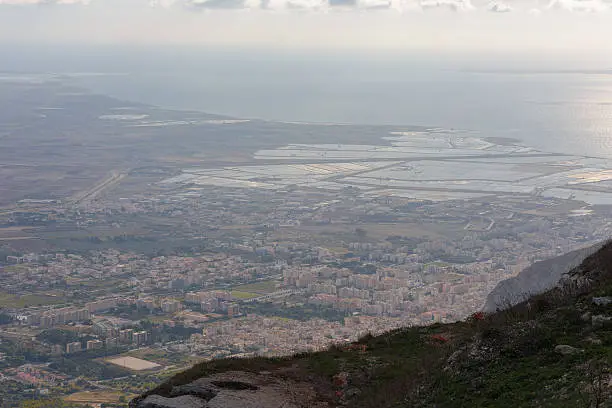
[483,242,603,312]
[131,242,612,408]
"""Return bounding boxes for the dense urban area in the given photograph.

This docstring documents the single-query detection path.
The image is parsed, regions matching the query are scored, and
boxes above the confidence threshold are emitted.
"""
[1,76,612,407]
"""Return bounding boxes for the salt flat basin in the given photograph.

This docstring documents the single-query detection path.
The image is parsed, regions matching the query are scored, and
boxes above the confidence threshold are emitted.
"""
[542,188,612,205]
[161,131,612,205]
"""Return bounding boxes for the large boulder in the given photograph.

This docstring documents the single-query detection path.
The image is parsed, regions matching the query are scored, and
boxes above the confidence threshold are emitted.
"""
[133,371,328,408]
[138,394,209,408]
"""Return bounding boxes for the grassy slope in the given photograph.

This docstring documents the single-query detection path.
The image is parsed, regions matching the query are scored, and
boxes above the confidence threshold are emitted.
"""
[136,243,612,408]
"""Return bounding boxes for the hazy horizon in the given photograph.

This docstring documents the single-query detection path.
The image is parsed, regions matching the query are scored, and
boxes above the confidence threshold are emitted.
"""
[1,0,612,56]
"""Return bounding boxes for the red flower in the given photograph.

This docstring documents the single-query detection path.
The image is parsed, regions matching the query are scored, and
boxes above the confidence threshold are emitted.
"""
[471,312,486,321]
[430,334,449,343]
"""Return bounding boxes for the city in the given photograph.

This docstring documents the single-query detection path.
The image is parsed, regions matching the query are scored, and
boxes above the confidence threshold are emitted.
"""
[1,158,610,405]
[1,75,611,407]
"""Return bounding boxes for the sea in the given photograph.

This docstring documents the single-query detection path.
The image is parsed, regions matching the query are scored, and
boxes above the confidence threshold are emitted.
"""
[4,46,612,158]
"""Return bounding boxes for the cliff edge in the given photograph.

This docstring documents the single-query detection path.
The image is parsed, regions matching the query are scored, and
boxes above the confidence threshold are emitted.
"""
[483,242,603,312]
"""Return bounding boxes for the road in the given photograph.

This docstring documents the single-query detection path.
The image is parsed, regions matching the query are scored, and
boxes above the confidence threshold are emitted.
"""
[70,171,127,206]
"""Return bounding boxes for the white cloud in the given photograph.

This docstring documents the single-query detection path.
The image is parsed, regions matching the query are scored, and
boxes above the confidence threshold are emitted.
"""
[1,0,611,54]
[262,0,329,10]
[0,0,90,4]
[488,0,512,12]
[11,0,603,13]
[420,0,474,11]
[547,0,609,11]
[149,0,177,7]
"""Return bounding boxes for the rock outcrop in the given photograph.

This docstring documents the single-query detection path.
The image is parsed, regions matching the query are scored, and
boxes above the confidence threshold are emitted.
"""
[482,242,603,312]
[131,371,328,408]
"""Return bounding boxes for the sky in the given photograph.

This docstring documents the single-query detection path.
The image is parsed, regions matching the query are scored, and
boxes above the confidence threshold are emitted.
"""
[0,0,611,54]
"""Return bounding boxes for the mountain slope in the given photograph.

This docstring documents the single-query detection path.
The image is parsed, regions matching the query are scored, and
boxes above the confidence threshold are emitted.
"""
[483,242,603,312]
[132,242,612,408]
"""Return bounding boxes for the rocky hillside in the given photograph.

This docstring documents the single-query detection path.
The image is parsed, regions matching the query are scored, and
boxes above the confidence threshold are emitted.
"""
[131,242,612,408]
[483,242,603,312]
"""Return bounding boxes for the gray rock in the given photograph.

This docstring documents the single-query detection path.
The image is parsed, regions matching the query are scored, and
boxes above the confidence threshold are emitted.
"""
[134,371,326,408]
[207,391,285,408]
[210,380,258,391]
[555,345,582,355]
[483,243,602,313]
[592,314,612,329]
[585,336,602,345]
[592,297,612,306]
[170,383,218,401]
[139,394,208,408]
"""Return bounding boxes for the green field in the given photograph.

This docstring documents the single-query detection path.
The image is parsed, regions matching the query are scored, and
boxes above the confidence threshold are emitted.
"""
[232,280,278,294]
[0,292,67,308]
[3,265,30,273]
[65,390,137,405]
[230,291,260,300]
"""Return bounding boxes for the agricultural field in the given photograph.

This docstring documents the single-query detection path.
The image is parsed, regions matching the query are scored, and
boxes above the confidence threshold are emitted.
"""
[65,390,136,406]
[125,347,194,367]
[0,292,67,308]
[232,280,279,294]
[230,291,260,300]
[107,356,162,371]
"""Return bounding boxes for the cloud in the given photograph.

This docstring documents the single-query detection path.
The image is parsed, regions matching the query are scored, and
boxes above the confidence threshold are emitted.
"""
[1,0,610,12]
[328,0,356,6]
[146,0,479,11]
[161,0,400,10]
[359,0,393,10]
[262,0,330,10]
[186,0,253,8]
[420,0,474,11]
[151,0,268,9]
[148,0,177,7]
[103,0,612,12]
[0,0,90,4]
[546,0,609,11]
[488,1,512,12]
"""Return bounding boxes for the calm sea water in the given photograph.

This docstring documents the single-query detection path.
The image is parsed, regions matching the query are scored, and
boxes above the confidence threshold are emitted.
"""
[5,46,612,157]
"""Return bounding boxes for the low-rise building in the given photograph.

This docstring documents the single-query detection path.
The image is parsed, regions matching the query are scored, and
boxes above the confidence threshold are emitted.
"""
[66,342,81,354]
[86,340,103,350]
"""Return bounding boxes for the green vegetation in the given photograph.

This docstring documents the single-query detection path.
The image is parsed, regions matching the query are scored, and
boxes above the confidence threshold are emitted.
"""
[64,390,135,407]
[230,291,260,300]
[0,379,39,406]
[0,339,50,368]
[233,280,278,294]
[0,292,66,308]
[326,260,377,274]
[36,328,79,346]
[49,355,130,380]
[243,302,349,322]
[101,371,178,395]
[136,242,612,408]
[2,265,30,274]
[0,311,13,324]
[19,399,92,408]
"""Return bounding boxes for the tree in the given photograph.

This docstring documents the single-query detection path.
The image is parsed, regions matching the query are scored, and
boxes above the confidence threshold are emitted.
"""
[0,312,13,325]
